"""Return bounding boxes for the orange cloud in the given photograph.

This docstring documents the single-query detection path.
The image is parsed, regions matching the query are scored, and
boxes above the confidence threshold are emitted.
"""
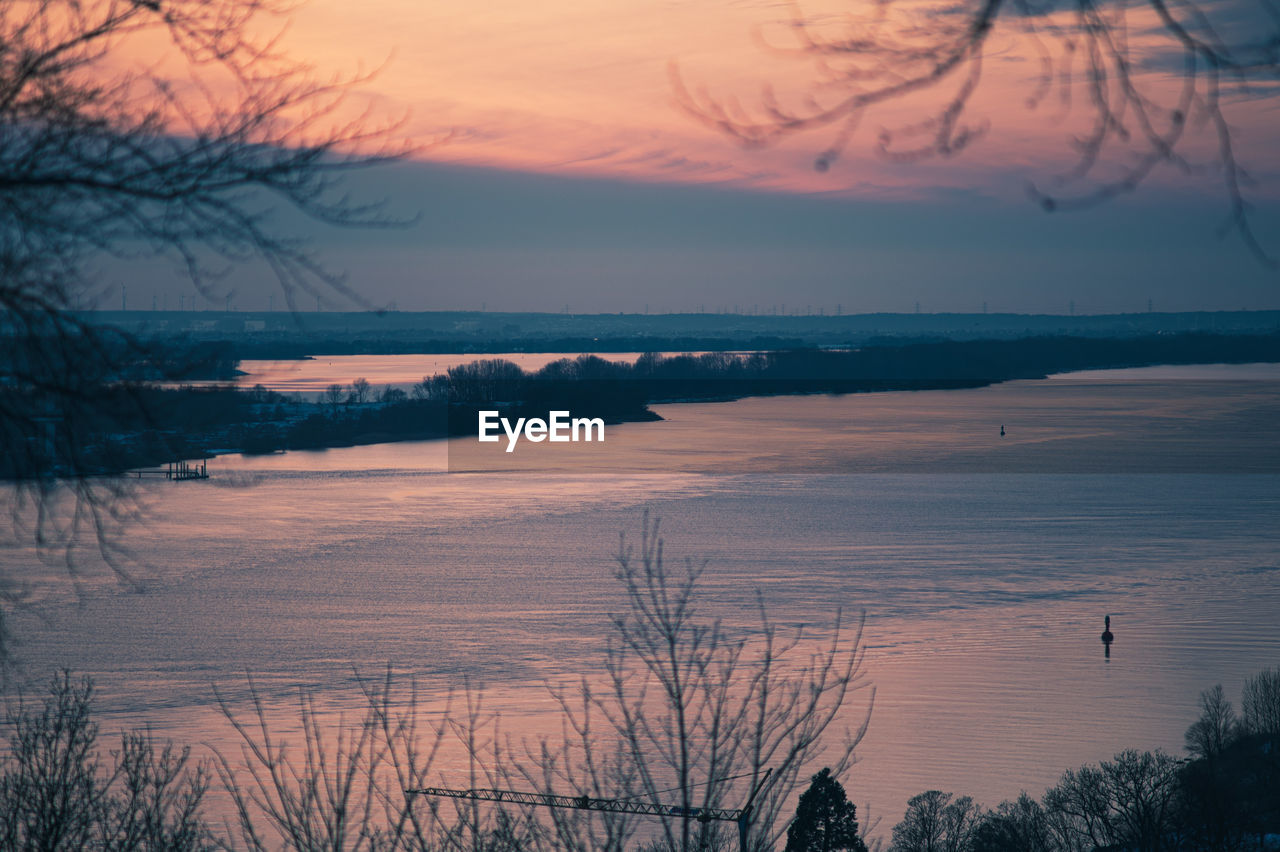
[104,0,1280,200]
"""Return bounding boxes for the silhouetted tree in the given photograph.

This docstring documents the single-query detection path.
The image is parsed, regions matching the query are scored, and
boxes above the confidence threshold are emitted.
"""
[203,516,876,852]
[970,794,1054,852]
[381,386,409,405]
[0,672,213,850]
[521,512,874,852]
[1177,750,1252,852]
[785,768,868,852]
[349,377,373,405]
[411,376,440,402]
[890,790,979,852]
[446,359,528,403]
[1185,684,1239,761]
[1241,666,1280,738]
[673,0,1279,262]
[1043,750,1180,852]
[324,383,347,412]
[1,0,407,658]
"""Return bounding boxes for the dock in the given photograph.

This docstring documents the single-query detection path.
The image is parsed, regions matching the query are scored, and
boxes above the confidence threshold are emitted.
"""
[129,459,209,480]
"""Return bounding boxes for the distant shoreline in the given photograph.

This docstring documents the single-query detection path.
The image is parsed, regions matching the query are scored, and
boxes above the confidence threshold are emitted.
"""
[76,308,1280,362]
[7,332,1280,477]
[216,334,1280,464]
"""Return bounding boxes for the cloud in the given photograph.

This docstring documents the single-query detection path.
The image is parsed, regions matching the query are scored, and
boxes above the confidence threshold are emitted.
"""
[102,153,1280,315]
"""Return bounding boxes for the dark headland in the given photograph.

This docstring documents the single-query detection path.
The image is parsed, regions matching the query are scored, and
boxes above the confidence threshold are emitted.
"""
[6,310,1280,476]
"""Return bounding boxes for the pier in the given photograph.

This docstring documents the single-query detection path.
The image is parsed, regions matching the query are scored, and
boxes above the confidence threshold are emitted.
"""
[129,459,209,480]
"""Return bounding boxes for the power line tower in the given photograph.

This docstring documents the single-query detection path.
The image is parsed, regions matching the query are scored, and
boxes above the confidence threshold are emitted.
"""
[409,769,771,852]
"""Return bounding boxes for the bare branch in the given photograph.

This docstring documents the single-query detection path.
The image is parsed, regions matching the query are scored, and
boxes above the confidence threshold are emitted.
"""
[675,0,1279,263]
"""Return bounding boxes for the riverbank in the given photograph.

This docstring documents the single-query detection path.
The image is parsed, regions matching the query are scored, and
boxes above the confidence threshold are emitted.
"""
[7,331,1280,476]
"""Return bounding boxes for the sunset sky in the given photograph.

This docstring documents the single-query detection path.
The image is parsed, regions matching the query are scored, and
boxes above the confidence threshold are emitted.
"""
[116,0,1280,313]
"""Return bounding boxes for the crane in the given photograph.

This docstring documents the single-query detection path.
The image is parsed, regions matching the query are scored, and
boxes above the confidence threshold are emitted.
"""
[408,769,771,852]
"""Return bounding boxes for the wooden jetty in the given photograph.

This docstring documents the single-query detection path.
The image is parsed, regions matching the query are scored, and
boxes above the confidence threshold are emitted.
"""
[129,459,209,480]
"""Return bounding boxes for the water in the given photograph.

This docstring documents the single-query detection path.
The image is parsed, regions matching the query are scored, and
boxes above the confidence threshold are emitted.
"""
[224,354,1280,397]
[4,365,1279,837]
[218,352,694,396]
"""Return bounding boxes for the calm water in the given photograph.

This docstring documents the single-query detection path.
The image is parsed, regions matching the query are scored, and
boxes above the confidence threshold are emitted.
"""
[4,364,1280,837]
[231,355,1280,395]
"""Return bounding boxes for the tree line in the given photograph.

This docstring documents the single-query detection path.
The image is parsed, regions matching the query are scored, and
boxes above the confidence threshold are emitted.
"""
[5,651,1277,850]
[885,669,1280,852]
[7,332,1280,476]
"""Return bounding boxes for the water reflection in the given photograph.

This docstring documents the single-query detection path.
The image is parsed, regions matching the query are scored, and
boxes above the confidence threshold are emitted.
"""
[4,371,1280,830]
[203,352,707,395]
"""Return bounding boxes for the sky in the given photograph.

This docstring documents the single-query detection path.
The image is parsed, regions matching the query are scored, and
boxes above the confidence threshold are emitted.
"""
[109,0,1280,314]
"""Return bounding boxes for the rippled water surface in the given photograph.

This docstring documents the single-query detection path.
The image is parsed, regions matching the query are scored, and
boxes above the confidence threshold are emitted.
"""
[5,366,1279,834]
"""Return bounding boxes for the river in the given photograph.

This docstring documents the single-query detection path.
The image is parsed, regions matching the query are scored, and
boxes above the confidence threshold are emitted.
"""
[4,361,1279,839]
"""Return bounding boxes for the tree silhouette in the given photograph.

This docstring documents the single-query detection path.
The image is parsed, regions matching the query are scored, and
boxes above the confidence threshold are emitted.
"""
[348,377,373,405]
[785,768,868,852]
[0,672,212,849]
[1,0,409,657]
[672,0,1280,263]
[1241,666,1280,738]
[890,790,981,852]
[1184,683,1238,760]
[530,513,874,852]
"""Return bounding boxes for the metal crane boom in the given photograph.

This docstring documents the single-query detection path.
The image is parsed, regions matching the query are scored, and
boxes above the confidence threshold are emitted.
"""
[408,768,771,852]
[409,786,740,821]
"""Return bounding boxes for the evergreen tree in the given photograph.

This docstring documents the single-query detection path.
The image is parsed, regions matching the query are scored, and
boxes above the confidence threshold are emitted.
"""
[785,768,868,852]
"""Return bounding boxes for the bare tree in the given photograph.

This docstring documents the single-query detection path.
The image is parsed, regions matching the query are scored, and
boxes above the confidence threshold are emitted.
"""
[889,791,979,852]
[0,672,104,850]
[174,515,874,851]
[0,671,213,851]
[1041,763,1114,852]
[410,378,438,403]
[1042,750,1181,852]
[3,666,539,852]
[206,514,870,852]
[349,378,373,406]
[380,387,408,405]
[324,383,349,413]
[1184,683,1238,760]
[520,513,875,852]
[1240,666,1280,738]
[1,0,410,657]
[672,0,1280,262]
[970,794,1055,852]
[215,669,513,852]
[2,0,407,311]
